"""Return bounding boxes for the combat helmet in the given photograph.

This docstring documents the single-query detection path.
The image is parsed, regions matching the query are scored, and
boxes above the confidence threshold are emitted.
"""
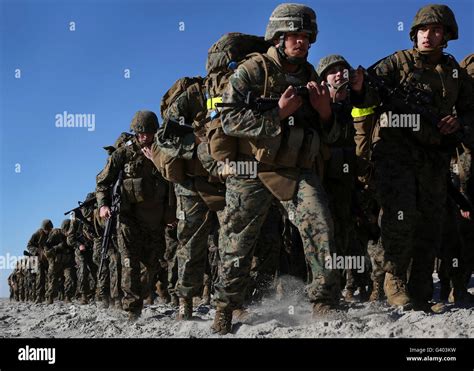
[265,3,318,64]
[81,192,96,219]
[41,219,53,230]
[410,4,458,47]
[61,219,71,233]
[316,54,351,80]
[130,110,159,134]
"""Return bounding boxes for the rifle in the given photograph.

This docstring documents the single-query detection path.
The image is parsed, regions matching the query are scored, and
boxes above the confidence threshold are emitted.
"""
[98,170,124,277]
[360,66,473,215]
[215,86,309,113]
[64,196,97,231]
[447,179,474,214]
[358,65,464,146]
[161,118,194,140]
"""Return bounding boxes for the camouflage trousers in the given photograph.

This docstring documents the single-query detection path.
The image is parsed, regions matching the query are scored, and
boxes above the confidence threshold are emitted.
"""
[117,215,166,313]
[438,196,474,296]
[246,202,283,303]
[25,271,37,301]
[215,171,340,310]
[164,224,179,299]
[175,188,224,299]
[373,140,449,303]
[93,237,122,301]
[325,175,368,292]
[75,248,97,299]
[45,250,63,300]
[35,259,48,302]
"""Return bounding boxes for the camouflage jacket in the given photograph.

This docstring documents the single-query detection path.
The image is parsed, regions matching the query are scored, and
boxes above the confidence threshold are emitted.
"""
[353,48,474,148]
[325,99,357,180]
[67,218,97,251]
[460,53,474,82]
[451,146,473,203]
[221,46,339,144]
[163,83,206,196]
[96,136,169,226]
[44,228,67,255]
[26,229,49,256]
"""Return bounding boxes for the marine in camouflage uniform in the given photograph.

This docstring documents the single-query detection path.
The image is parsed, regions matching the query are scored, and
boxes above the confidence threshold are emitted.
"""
[79,192,123,309]
[351,4,474,310]
[44,223,69,304]
[96,111,171,320]
[159,76,226,320]
[438,54,474,304]
[27,219,53,303]
[68,214,98,304]
[58,219,77,302]
[317,54,371,301]
[211,3,341,335]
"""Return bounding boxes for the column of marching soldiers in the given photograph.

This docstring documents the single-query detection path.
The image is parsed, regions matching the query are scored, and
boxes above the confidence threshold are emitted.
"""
[7,3,474,335]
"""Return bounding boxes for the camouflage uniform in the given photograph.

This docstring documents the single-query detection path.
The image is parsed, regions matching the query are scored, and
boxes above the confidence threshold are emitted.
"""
[60,220,77,301]
[68,218,98,303]
[44,227,68,303]
[161,86,226,311]
[316,54,369,299]
[438,145,474,302]
[26,220,52,303]
[352,5,474,307]
[214,21,341,329]
[96,111,170,318]
[164,223,179,304]
[8,271,18,301]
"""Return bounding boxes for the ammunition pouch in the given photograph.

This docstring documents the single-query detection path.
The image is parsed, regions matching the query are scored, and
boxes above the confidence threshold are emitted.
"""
[122,178,145,204]
[151,141,186,183]
[207,118,238,162]
[238,126,320,169]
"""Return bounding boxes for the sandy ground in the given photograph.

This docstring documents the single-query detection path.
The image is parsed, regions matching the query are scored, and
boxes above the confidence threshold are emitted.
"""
[1,274,473,338]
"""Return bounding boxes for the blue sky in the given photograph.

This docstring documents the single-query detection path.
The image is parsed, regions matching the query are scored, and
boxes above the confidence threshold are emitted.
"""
[0,0,472,296]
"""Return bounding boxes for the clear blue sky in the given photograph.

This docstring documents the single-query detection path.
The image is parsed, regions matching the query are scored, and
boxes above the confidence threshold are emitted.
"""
[0,0,472,296]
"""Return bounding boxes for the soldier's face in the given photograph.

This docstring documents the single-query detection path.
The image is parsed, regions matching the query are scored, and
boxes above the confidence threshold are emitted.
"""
[417,24,445,50]
[325,64,349,87]
[137,132,154,146]
[282,32,310,58]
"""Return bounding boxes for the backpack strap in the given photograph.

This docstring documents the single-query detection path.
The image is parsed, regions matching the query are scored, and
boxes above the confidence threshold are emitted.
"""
[241,52,270,97]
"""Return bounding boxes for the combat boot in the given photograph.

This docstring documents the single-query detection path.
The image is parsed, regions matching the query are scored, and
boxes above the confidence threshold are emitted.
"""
[156,282,171,303]
[449,288,474,304]
[64,296,72,304]
[343,289,356,303]
[201,284,211,305]
[170,294,179,307]
[232,307,254,323]
[47,296,54,305]
[312,302,335,317]
[35,296,44,304]
[384,273,411,307]
[128,310,141,322]
[114,298,123,310]
[143,295,154,306]
[79,294,89,305]
[211,307,233,335]
[99,295,110,309]
[176,297,193,320]
[369,275,385,302]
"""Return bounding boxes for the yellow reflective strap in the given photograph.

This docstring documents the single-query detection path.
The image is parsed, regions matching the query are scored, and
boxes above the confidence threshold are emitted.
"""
[351,106,376,118]
[206,97,223,110]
